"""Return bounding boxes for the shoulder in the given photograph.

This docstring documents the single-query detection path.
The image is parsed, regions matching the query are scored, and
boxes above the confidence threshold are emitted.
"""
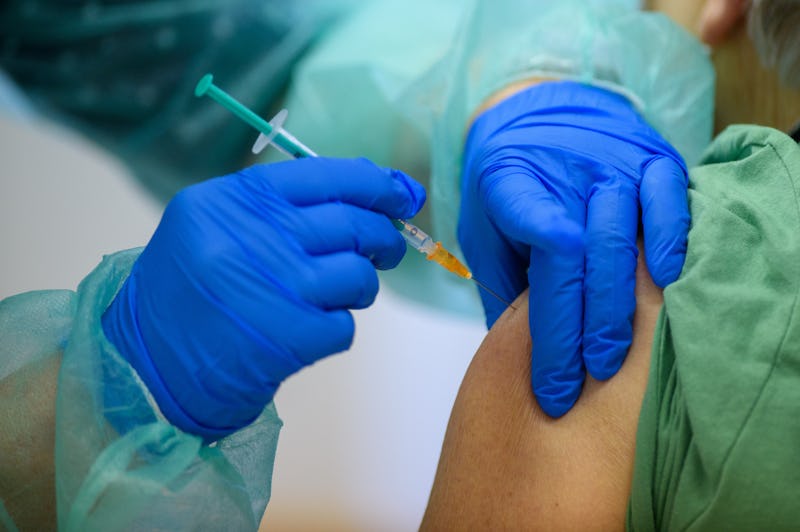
[698,125,800,172]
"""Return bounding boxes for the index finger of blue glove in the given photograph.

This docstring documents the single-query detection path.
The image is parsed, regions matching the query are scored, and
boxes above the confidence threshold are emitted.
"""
[293,203,407,270]
[640,157,690,287]
[480,167,582,254]
[528,243,586,418]
[582,181,639,381]
[247,158,426,220]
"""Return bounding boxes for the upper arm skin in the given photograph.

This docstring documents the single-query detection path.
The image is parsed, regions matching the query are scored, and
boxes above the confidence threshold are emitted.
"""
[421,255,662,530]
[0,353,60,531]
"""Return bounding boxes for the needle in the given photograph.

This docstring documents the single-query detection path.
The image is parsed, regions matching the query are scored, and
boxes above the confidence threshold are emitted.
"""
[472,278,517,310]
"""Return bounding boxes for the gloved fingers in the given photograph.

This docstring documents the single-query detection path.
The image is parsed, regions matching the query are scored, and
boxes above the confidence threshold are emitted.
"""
[480,167,582,254]
[293,203,407,270]
[582,181,639,381]
[212,283,356,372]
[292,308,356,365]
[457,197,528,328]
[296,252,381,310]
[640,157,690,287]
[247,158,426,219]
[256,298,356,368]
[528,243,586,418]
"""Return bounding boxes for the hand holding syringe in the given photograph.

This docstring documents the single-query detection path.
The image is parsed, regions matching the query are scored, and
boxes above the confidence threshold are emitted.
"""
[194,74,513,309]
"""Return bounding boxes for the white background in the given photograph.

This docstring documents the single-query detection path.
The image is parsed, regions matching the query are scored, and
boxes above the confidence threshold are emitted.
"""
[0,115,487,531]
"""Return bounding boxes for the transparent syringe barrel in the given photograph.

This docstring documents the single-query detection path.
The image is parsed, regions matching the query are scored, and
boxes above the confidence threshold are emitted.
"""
[393,219,437,255]
[277,128,317,158]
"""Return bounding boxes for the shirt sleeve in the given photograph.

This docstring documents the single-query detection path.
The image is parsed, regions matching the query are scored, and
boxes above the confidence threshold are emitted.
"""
[628,125,800,530]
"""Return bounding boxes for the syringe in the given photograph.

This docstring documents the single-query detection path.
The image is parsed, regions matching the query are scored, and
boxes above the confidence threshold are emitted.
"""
[194,74,514,309]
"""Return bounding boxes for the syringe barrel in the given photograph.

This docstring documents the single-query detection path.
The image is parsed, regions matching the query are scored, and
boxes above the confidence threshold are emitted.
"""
[277,129,317,158]
[393,219,437,254]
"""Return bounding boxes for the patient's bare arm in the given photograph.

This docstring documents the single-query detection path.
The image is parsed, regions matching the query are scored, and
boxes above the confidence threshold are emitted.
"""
[422,254,663,530]
[0,353,59,530]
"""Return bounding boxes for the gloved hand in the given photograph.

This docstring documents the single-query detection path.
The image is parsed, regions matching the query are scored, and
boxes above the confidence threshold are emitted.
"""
[460,81,688,417]
[102,157,426,440]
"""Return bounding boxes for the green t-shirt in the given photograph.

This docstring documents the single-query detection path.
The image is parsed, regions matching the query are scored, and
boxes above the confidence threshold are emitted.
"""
[628,125,800,530]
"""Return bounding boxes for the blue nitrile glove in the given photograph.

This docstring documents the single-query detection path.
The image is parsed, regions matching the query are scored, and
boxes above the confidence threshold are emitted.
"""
[460,81,688,417]
[102,157,426,440]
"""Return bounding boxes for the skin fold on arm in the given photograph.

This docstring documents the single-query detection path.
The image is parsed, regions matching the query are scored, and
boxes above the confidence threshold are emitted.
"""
[421,250,663,530]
